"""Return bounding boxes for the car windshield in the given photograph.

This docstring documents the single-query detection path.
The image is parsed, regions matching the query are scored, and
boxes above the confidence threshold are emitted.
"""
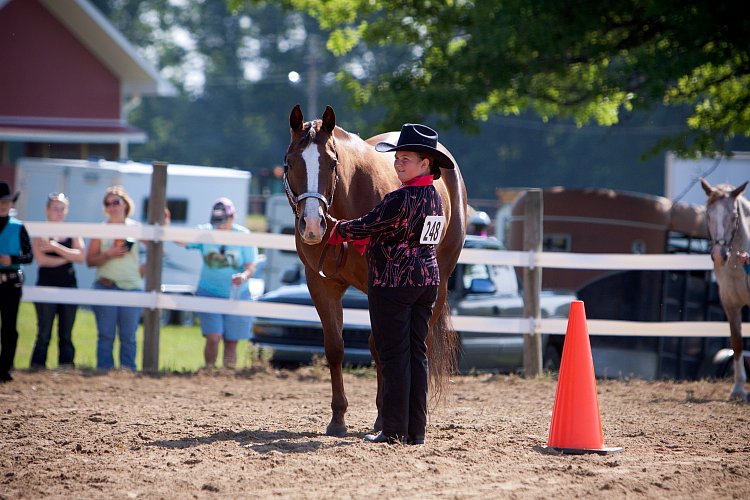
[492,265,520,296]
[460,262,519,296]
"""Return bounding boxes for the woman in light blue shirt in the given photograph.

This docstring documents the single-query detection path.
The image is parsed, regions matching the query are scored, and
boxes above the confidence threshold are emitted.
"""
[183,198,257,369]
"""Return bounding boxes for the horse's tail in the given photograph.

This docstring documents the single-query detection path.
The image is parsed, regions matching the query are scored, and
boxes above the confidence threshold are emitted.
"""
[428,300,459,403]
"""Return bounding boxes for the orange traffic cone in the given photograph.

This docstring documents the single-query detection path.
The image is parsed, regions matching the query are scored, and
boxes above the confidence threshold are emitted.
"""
[541,300,622,455]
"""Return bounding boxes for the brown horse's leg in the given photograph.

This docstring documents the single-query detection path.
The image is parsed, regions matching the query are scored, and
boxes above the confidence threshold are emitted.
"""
[308,276,349,436]
[320,314,348,436]
[727,309,748,401]
[324,345,348,436]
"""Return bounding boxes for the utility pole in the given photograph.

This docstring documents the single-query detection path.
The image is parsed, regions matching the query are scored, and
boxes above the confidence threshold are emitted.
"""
[306,34,319,114]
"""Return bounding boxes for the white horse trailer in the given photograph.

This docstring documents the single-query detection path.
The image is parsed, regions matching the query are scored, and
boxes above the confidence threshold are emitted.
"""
[14,157,250,299]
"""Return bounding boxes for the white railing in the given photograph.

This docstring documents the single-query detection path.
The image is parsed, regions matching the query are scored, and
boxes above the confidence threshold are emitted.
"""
[21,221,746,337]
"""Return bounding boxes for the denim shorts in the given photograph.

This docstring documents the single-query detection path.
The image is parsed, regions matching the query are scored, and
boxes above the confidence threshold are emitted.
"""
[195,288,252,341]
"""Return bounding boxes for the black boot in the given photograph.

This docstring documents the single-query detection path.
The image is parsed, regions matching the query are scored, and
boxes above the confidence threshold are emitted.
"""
[407,435,425,445]
[363,432,405,444]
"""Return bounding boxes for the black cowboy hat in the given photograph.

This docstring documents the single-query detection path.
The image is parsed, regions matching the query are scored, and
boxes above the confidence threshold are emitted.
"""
[375,123,456,170]
[0,181,19,202]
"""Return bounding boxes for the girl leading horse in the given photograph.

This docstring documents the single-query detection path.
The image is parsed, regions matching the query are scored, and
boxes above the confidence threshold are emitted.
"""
[283,105,468,436]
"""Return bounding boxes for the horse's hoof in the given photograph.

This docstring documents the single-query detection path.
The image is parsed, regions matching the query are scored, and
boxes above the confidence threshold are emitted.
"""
[325,423,347,437]
[728,391,747,402]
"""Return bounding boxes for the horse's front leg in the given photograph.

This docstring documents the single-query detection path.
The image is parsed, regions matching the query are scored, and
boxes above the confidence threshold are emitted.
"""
[727,310,748,401]
[321,314,348,436]
[308,276,349,436]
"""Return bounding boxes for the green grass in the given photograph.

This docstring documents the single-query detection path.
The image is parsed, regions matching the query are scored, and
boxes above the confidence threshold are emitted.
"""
[245,213,267,233]
[15,302,257,372]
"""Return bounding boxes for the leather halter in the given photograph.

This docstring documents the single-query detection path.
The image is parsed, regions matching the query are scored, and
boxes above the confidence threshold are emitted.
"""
[283,134,347,279]
[282,136,339,223]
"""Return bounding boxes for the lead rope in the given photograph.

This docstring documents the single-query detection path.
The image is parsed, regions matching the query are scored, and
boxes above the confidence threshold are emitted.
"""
[318,241,348,279]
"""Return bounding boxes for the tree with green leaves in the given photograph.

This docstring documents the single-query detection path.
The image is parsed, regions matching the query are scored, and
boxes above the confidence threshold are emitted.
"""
[94,0,360,172]
[242,0,749,157]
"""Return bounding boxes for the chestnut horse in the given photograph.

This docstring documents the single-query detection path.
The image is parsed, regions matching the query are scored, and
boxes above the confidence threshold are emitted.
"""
[701,178,750,401]
[283,105,468,436]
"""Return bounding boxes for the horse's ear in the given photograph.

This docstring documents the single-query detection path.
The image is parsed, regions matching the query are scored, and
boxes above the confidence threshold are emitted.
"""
[290,105,304,132]
[732,181,748,198]
[700,178,713,196]
[321,106,336,134]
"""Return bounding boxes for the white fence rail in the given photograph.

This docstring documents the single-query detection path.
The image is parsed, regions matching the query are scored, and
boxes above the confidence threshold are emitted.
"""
[22,221,746,338]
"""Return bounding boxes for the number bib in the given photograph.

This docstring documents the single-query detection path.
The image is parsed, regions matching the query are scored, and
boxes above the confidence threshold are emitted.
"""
[420,215,446,245]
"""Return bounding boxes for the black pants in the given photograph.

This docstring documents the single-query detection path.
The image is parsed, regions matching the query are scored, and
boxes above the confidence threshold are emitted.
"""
[0,281,22,379]
[31,302,78,368]
[368,285,438,439]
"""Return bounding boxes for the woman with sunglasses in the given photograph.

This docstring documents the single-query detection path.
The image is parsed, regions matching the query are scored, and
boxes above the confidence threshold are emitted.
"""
[86,186,143,371]
[30,193,85,370]
[179,198,257,369]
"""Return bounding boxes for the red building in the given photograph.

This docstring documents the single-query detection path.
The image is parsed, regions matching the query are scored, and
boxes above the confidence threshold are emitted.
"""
[0,0,175,185]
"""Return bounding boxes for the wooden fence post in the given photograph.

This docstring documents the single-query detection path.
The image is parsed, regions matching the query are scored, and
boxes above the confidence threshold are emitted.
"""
[523,189,543,377]
[142,161,168,372]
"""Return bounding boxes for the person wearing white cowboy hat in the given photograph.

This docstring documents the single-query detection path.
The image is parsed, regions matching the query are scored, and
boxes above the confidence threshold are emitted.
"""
[0,181,33,383]
[326,123,455,445]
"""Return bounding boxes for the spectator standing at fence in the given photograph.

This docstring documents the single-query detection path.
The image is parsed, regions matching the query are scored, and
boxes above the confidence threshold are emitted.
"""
[0,181,33,383]
[180,198,257,369]
[86,186,143,371]
[467,211,491,238]
[30,193,85,370]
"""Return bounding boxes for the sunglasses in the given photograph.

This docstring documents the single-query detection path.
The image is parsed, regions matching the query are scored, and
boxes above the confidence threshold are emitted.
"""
[104,198,122,207]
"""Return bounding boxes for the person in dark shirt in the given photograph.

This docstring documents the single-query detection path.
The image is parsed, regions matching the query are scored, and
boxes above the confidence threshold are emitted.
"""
[327,124,455,445]
[0,182,33,383]
[30,193,85,369]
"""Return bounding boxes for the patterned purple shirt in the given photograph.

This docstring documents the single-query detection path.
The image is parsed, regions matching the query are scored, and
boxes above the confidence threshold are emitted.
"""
[337,182,443,288]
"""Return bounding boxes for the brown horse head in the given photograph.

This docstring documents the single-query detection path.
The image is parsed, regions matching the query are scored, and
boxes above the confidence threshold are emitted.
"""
[285,104,339,245]
[701,177,749,265]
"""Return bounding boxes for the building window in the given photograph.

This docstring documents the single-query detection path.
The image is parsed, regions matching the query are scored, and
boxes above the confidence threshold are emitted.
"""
[142,198,188,223]
[543,234,571,252]
[666,231,710,254]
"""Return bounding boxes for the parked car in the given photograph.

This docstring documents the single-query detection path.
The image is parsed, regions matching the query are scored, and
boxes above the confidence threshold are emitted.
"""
[251,236,577,373]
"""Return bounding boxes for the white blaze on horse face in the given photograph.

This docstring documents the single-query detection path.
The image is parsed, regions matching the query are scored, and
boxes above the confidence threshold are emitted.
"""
[710,202,730,263]
[301,144,325,241]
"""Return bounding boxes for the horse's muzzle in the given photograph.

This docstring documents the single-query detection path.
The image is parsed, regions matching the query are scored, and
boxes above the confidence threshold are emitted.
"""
[298,214,327,245]
[711,244,729,265]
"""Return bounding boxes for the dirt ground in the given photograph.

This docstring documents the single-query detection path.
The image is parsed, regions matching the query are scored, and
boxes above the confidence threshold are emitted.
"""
[1,366,749,499]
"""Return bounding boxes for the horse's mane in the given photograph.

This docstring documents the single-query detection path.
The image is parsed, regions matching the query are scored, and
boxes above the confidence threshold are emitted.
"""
[289,120,369,159]
[706,183,737,206]
[287,120,320,154]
